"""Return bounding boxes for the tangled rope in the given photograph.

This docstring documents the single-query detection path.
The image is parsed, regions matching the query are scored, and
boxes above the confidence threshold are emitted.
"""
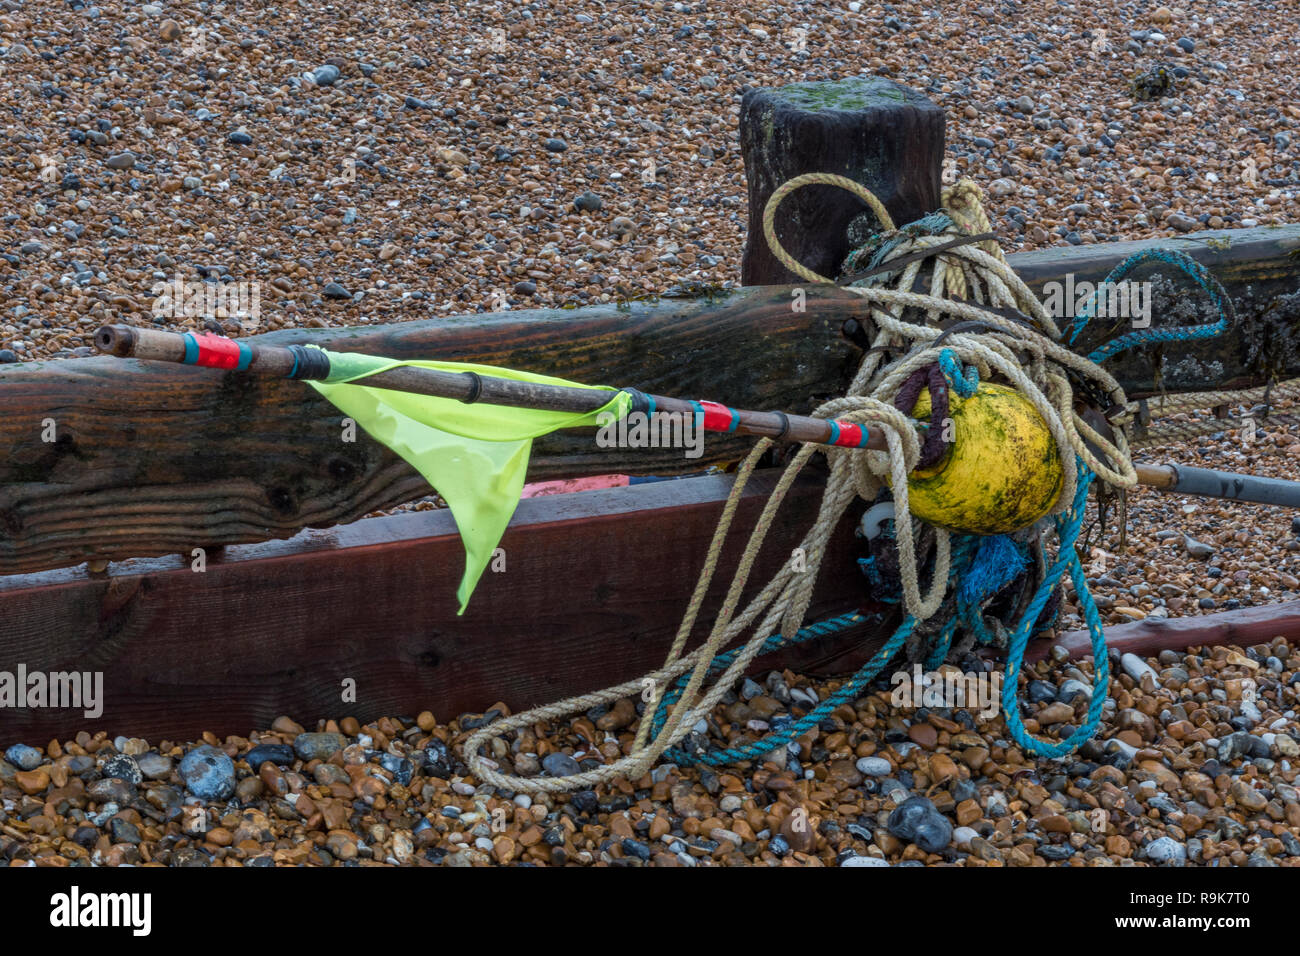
[464,174,1232,791]
[1129,378,1300,449]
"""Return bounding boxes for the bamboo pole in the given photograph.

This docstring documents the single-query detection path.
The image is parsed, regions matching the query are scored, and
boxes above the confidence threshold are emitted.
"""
[93,324,889,451]
[95,324,1300,509]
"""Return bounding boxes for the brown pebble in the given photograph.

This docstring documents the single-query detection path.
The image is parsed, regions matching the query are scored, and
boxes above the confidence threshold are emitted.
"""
[493,836,517,863]
[927,753,959,783]
[908,723,938,748]
[1041,814,1072,834]
[596,698,637,732]
[779,807,815,854]
[1037,702,1075,725]
[15,768,50,795]
[956,799,983,826]
[271,716,304,736]
[1105,835,1132,857]
[1230,780,1268,812]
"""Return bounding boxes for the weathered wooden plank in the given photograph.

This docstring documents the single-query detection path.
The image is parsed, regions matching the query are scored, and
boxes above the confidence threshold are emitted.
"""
[1038,599,1300,664]
[740,77,945,285]
[1018,225,1300,391]
[1,226,1298,575]
[0,286,870,574]
[0,471,885,743]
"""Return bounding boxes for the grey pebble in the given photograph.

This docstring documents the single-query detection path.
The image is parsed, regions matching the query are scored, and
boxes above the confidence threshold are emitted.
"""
[312,64,341,86]
[855,756,892,776]
[4,743,41,771]
[1145,836,1187,863]
[542,752,581,776]
[101,753,142,785]
[178,745,236,801]
[293,732,348,760]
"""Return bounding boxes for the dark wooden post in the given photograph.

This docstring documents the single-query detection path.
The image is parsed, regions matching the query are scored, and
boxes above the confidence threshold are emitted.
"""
[740,77,946,286]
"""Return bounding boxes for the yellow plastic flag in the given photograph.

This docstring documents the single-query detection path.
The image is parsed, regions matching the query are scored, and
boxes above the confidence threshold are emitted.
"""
[308,350,630,614]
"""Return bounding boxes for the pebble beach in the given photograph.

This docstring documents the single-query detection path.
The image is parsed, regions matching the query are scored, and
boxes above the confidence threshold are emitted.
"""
[3,638,1299,867]
[2,0,1297,357]
[2,0,1300,868]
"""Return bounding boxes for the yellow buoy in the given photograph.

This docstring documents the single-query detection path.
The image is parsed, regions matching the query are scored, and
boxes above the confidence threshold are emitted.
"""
[890,382,1063,534]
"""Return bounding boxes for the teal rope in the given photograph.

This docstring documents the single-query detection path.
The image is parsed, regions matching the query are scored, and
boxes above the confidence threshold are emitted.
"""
[651,538,980,767]
[844,212,955,286]
[646,248,1234,769]
[648,473,1106,764]
[939,347,979,398]
[999,462,1110,756]
[1065,248,1233,361]
[647,612,910,767]
[923,617,960,671]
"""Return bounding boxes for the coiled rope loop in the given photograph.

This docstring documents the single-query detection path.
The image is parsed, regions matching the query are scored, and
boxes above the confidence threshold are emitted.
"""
[462,174,1232,788]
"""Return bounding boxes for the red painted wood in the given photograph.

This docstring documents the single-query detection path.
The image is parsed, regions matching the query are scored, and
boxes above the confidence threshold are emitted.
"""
[0,470,887,743]
[1033,600,1300,662]
[6,463,1292,746]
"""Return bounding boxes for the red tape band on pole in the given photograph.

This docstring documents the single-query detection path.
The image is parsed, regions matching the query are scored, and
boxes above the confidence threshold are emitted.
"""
[697,400,739,432]
[834,422,870,448]
[187,332,249,371]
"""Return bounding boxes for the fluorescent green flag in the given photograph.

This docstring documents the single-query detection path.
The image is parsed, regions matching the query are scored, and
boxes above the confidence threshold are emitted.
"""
[308,350,630,614]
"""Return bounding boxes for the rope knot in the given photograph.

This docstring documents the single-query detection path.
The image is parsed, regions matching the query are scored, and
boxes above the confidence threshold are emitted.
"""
[941,177,1005,263]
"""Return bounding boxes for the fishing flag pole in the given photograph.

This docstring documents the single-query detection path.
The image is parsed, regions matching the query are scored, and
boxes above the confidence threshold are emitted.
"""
[94,324,1300,509]
[94,324,886,451]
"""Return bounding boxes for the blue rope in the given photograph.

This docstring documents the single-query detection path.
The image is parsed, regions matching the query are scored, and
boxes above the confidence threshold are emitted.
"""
[648,612,913,767]
[1065,248,1232,361]
[958,534,1025,607]
[938,347,979,398]
[648,247,1233,767]
[999,463,1110,756]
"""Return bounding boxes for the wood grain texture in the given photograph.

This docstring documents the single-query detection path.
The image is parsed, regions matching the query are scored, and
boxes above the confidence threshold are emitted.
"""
[1020,225,1300,391]
[0,470,891,743]
[1038,599,1300,664]
[2,226,1298,574]
[0,286,870,574]
[739,78,945,285]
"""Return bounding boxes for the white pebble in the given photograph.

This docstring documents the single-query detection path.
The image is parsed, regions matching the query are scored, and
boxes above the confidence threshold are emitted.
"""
[856,756,892,776]
[1121,653,1159,685]
[1105,737,1138,760]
